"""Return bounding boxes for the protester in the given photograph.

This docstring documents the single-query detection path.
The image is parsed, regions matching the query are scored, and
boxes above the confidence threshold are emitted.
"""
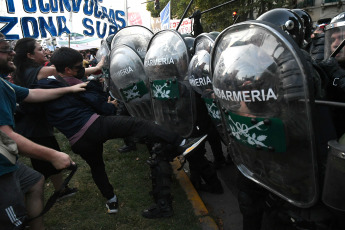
[0,33,87,229]
[35,47,205,215]
[12,38,106,201]
[12,38,79,200]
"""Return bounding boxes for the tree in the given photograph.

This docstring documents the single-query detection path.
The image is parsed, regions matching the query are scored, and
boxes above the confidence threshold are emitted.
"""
[147,0,295,33]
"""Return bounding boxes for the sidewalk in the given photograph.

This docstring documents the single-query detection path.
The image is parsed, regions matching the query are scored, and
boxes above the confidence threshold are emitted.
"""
[172,142,243,230]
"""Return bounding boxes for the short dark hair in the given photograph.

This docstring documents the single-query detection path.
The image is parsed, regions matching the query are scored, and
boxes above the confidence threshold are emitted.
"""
[50,47,83,73]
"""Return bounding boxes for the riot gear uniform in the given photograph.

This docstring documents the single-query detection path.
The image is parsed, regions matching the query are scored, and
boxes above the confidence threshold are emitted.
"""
[211,17,344,229]
[144,29,224,195]
[107,26,177,218]
[187,32,229,166]
[292,9,313,43]
[321,12,345,137]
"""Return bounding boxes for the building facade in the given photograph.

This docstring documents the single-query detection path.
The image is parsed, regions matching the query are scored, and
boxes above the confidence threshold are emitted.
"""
[298,0,345,23]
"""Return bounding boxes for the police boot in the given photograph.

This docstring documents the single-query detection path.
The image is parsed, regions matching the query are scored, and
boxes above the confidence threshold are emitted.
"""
[142,196,173,219]
[188,154,224,194]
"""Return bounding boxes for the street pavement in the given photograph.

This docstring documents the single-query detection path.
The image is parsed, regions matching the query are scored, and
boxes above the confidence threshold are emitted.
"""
[181,142,243,230]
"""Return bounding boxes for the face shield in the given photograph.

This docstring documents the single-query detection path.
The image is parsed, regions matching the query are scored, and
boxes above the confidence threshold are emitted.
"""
[325,22,345,63]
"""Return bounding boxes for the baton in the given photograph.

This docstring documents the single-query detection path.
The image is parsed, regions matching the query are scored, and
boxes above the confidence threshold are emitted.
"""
[26,164,78,223]
[176,0,194,32]
[330,38,345,58]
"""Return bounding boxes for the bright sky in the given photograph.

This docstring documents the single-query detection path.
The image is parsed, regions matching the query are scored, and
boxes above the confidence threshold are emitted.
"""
[127,0,149,12]
[126,0,152,28]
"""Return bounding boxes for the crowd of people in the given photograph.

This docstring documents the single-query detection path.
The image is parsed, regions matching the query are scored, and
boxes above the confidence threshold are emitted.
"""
[0,32,209,229]
[2,6,345,230]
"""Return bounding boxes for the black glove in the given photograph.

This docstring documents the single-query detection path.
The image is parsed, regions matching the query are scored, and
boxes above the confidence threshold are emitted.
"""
[309,33,325,62]
[319,57,345,91]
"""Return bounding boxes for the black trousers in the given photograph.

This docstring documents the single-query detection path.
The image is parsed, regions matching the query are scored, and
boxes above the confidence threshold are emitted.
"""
[29,136,61,179]
[71,115,182,199]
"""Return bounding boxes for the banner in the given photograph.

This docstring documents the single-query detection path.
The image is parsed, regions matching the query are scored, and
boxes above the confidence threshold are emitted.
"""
[151,17,192,34]
[160,1,170,30]
[128,12,143,26]
[56,33,101,50]
[170,19,192,34]
[0,0,127,40]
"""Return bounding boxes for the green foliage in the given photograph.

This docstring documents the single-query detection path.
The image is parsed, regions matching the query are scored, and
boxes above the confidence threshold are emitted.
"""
[146,0,297,33]
[22,132,202,230]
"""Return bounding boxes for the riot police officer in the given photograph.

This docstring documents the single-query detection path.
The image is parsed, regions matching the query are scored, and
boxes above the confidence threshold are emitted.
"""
[211,8,343,230]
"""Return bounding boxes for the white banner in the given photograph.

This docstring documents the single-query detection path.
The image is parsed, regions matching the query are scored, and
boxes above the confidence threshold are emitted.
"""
[0,0,127,40]
[170,19,192,35]
[56,33,101,50]
[151,17,192,34]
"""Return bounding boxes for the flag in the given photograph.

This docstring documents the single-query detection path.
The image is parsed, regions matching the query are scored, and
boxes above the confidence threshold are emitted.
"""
[160,1,171,29]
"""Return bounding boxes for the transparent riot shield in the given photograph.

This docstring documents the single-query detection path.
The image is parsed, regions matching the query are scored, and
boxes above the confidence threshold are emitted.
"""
[211,21,318,207]
[96,40,110,68]
[111,25,153,61]
[187,49,228,145]
[144,30,196,138]
[96,40,111,93]
[322,140,345,211]
[194,32,219,54]
[109,45,153,121]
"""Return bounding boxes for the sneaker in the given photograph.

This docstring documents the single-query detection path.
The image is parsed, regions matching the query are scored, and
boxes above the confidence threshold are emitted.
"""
[118,144,137,153]
[57,187,78,201]
[106,200,118,214]
[177,134,208,156]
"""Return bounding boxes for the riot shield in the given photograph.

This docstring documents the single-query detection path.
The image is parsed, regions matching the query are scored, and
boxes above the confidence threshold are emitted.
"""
[109,44,153,121]
[96,40,111,68]
[322,140,345,211]
[96,39,111,93]
[144,29,196,138]
[111,25,153,61]
[187,49,228,145]
[211,21,318,207]
[194,32,219,54]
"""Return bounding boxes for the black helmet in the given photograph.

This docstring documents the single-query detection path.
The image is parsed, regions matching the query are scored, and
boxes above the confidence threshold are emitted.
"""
[257,8,304,47]
[324,12,345,63]
[292,9,313,42]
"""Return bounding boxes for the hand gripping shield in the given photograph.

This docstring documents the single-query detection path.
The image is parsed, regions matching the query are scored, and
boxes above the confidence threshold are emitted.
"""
[211,21,319,208]
[144,30,196,138]
[109,45,154,121]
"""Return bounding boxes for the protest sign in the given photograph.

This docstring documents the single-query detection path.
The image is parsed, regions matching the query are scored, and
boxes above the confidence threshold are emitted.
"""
[0,0,127,40]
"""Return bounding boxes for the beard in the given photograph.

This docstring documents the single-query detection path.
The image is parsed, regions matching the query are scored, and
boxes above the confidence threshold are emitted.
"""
[0,58,15,75]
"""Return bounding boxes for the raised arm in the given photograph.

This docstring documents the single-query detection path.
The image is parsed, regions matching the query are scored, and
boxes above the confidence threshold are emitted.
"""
[36,66,58,80]
[85,56,105,76]
[24,82,87,103]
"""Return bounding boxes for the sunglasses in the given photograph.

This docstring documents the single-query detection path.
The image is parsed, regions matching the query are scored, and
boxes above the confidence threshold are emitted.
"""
[0,38,15,54]
[0,46,14,54]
